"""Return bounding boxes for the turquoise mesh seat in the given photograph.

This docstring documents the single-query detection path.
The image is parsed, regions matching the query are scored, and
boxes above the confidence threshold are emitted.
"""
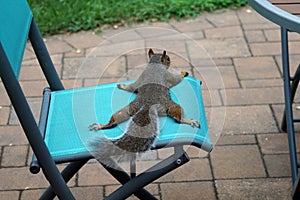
[45,76,211,159]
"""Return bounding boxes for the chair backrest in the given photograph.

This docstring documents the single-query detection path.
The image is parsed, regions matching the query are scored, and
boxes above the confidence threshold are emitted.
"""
[0,0,64,91]
[0,0,65,152]
[0,0,33,78]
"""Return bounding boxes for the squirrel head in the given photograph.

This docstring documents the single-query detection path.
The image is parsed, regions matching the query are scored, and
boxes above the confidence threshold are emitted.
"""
[148,49,171,68]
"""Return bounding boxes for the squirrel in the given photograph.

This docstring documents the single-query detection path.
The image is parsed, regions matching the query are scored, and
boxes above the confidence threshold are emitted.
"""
[88,49,200,168]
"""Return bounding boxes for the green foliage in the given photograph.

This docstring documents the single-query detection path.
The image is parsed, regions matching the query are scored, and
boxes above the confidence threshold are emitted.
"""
[28,0,247,35]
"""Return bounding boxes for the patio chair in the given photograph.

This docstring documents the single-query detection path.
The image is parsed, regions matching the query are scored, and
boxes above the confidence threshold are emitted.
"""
[0,1,212,199]
[248,0,300,198]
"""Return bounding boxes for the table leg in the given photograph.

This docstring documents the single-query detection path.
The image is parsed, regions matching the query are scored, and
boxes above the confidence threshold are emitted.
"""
[281,27,299,197]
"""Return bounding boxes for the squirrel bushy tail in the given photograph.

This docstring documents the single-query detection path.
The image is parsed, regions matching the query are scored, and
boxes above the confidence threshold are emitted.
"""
[90,104,160,168]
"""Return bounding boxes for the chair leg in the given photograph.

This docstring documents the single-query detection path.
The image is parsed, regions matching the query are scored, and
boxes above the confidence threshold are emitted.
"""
[105,150,190,200]
[40,159,89,200]
[102,159,157,200]
[280,27,299,198]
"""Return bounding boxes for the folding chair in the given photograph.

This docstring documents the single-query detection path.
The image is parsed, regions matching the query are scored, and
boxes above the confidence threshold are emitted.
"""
[0,1,212,199]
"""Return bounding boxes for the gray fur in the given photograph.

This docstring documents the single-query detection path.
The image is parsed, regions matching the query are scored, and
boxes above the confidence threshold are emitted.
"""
[89,49,199,168]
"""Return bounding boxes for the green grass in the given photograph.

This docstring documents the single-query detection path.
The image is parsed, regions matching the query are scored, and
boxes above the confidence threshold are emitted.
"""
[28,0,247,35]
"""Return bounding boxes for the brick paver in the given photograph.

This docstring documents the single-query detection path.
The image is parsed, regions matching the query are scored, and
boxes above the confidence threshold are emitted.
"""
[1,145,28,167]
[160,181,216,200]
[216,178,292,200]
[0,5,298,200]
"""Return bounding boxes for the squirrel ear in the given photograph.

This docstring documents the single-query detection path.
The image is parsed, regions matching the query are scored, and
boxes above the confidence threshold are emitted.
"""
[148,49,154,58]
[161,50,167,62]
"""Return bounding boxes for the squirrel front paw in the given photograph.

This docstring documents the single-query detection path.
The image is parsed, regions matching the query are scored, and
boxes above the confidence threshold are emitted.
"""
[89,123,103,131]
[117,84,126,90]
[181,71,189,77]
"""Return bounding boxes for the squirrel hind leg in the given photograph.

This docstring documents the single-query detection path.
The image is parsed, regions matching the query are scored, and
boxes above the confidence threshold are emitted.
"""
[180,119,200,128]
[167,103,200,128]
[89,105,133,131]
[88,117,117,131]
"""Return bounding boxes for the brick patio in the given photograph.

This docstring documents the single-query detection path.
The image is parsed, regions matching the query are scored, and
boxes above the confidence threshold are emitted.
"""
[0,6,298,199]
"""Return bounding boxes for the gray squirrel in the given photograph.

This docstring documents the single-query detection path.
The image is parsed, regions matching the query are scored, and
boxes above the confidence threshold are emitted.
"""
[89,49,200,168]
